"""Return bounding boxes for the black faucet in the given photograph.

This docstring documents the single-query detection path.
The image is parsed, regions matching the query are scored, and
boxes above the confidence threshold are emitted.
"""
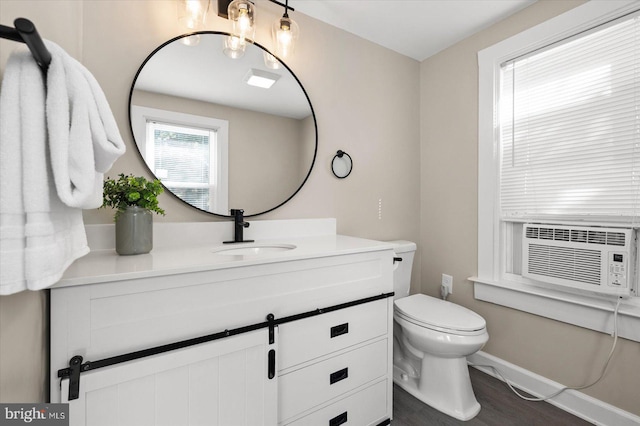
[224,209,254,244]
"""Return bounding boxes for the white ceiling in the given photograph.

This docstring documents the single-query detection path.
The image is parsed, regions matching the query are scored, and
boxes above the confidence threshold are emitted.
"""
[133,1,538,117]
[288,0,537,61]
[134,35,311,119]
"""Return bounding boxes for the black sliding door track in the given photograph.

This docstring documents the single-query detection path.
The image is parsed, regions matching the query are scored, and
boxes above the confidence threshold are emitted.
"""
[58,292,394,401]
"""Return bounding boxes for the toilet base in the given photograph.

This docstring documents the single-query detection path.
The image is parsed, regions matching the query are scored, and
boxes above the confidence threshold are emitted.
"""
[393,353,481,421]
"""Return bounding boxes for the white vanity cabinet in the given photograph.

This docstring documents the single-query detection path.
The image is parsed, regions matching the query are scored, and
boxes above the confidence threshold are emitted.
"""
[278,299,392,425]
[62,329,278,426]
[50,236,394,426]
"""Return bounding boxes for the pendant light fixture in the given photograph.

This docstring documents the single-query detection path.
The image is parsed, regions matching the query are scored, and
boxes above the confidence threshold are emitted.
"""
[227,0,256,43]
[215,0,299,60]
[176,0,209,46]
[272,0,298,59]
[263,51,281,70]
[223,35,246,59]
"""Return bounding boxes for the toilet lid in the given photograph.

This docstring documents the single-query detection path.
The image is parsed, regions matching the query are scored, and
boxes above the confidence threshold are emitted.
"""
[394,294,486,332]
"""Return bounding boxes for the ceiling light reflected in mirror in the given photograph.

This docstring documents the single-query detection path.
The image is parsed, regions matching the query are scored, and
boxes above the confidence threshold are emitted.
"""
[244,68,281,89]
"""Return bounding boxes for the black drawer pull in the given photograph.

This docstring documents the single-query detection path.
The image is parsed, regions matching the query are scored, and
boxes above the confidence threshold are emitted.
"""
[330,322,349,338]
[329,411,348,426]
[330,367,349,385]
[268,349,276,379]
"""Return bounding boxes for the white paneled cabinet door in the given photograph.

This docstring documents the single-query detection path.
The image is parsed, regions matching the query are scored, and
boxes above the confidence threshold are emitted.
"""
[60,329,277,426]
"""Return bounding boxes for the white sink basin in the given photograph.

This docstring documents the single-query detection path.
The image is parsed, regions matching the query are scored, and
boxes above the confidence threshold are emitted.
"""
[213,244,297,256]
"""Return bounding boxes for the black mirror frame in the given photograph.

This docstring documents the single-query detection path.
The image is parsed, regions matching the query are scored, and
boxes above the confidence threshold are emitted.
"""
[127,31,318,218]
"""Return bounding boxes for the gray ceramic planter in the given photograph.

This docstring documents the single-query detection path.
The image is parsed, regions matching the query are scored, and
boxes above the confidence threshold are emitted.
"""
[115,206,153,255]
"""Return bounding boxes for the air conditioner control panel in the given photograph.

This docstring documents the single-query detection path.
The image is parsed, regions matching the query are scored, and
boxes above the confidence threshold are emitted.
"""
[608,252,628,288]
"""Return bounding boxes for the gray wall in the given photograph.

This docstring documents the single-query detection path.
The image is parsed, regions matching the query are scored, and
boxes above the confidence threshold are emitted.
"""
[0,0,420,402]
[419,0,639,416]
[2,0,638,417]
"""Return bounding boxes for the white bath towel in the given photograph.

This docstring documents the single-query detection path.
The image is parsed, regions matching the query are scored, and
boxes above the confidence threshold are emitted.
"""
[45,40,126,209]
[0,49,28,294]
[0,43,125,295]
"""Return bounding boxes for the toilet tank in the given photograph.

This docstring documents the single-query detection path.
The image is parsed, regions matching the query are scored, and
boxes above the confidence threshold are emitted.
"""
[388,240,417,299]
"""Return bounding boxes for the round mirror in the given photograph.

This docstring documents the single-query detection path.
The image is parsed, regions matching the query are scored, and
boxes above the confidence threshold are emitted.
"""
[128,32,317,217]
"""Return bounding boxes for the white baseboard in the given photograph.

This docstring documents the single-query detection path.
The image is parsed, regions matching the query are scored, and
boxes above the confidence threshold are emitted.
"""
[467,351,640,426]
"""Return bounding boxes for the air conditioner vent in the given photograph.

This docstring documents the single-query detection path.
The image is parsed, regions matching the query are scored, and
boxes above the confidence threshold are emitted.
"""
[588,230,606,245]
[606,232,626,246]
[554,228,570,242]
[527,244,601,286]
[571,229,588,243]
[525,226,626,247]
[522,224,634,296]
[540,228,554,240]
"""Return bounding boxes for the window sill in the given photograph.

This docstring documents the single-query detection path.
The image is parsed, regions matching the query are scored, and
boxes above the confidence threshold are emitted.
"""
[469,277,640,343]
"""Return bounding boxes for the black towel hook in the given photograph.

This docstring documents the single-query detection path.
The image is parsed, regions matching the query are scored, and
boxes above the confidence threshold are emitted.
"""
[0,18,51,72]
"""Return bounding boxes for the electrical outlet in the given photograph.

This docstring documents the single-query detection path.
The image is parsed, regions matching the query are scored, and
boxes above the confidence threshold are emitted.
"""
[442,273,453,295]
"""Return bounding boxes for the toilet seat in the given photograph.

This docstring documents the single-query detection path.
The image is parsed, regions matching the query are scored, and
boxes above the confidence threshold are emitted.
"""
[394,294,486,336]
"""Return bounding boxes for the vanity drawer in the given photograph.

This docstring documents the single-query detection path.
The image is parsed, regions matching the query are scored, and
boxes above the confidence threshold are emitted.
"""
[278,299,388,370]
[278,338,388,422]
[282,379,388,426]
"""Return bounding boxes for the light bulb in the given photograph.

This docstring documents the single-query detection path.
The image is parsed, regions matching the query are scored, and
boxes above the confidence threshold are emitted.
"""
[263,51,281,70]
[238,9,251,33]
[182,34,201,46]
[228,0,255,43]
[272,15,298,59]
[223,35,246,59]
[177,0,208,46]
[177,0,208,31]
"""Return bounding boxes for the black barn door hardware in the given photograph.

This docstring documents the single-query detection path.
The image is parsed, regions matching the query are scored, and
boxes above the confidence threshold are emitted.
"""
[267,313,276,344]
[58,292,394,401]
[268,349,276,379]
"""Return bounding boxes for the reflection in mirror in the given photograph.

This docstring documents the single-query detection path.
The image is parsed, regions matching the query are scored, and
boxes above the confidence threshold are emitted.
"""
[129,31,317,217]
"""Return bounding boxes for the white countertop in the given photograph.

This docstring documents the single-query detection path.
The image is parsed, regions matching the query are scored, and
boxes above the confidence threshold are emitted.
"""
[54,234,394,288]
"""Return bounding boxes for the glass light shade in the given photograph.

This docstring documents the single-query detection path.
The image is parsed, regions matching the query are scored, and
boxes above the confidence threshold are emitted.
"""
[223,35,246,59]
[177,0,208,31]
[263,51,281,70]
[228,0,255,43]
[272,15,299,59]
[182,34,201,46]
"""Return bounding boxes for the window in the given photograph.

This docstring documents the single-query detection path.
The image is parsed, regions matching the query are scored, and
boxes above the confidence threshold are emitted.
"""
[146,121,218,212]
[130,106,229,214]
[476,0,640,342]
[499,15,640,223]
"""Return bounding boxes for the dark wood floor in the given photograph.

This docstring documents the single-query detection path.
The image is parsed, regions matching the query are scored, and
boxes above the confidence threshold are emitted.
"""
[392,367,592,425]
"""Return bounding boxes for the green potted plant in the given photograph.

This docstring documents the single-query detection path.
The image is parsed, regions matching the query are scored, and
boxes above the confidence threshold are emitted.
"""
[102,173,165,255]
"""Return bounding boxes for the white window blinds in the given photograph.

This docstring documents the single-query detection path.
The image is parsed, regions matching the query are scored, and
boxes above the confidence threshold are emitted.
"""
[146,121,217,211]
[499,12,640,223]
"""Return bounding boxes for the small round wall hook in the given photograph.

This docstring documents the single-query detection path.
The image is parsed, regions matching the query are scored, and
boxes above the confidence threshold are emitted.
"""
[332,150,353,179]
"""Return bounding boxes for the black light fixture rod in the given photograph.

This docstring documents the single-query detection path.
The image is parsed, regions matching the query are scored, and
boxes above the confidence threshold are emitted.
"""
[267,0,294,12]
[217,0,294,19]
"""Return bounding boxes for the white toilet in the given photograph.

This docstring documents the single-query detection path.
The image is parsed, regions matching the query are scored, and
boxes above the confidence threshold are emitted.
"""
[390,241,489,421]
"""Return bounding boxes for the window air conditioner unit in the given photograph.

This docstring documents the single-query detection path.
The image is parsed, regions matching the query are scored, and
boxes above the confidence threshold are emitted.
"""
[522,224,635,297]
